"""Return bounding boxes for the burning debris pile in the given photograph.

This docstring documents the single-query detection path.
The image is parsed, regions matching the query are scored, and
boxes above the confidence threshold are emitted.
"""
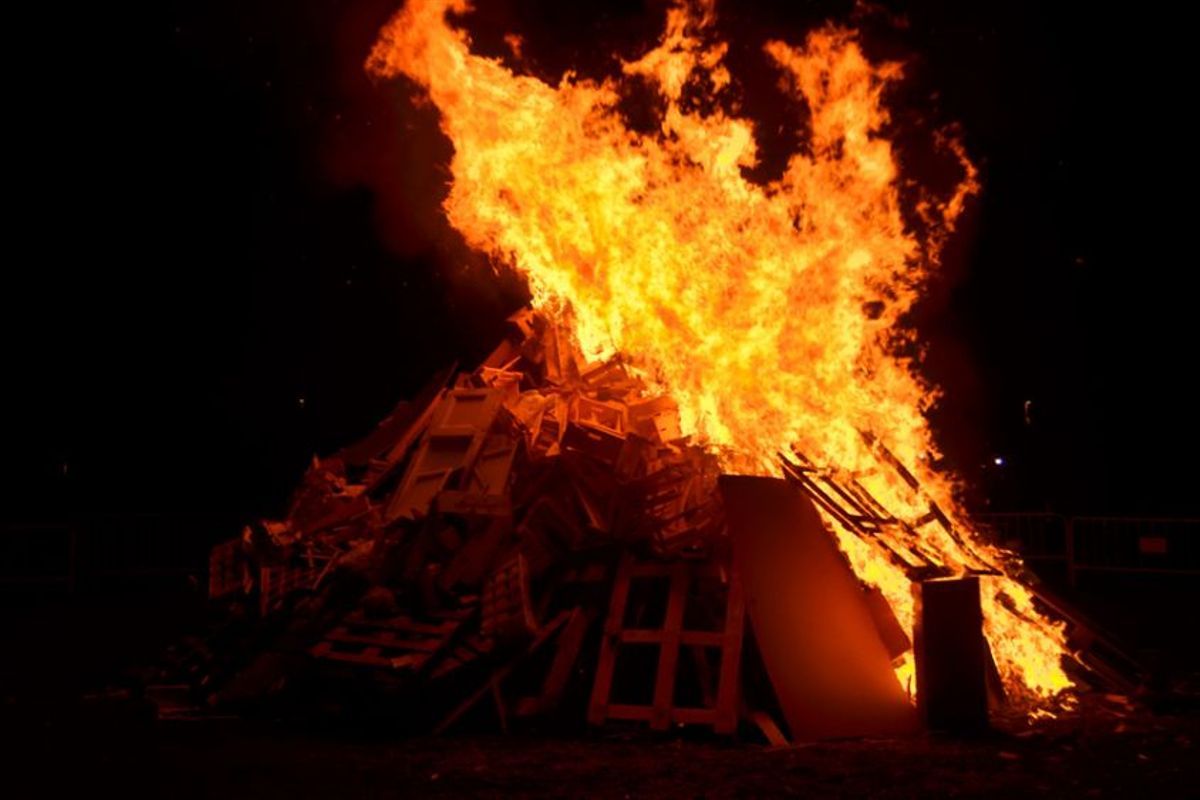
[184,311,1128,739]
[199,311,758,734]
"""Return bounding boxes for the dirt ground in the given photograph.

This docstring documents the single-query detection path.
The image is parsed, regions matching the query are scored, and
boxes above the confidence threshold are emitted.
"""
[8,699,1197,799]
[5,581,1198,798]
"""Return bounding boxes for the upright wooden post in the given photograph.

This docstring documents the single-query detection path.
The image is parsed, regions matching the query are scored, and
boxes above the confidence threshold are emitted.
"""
[913,576,989,733]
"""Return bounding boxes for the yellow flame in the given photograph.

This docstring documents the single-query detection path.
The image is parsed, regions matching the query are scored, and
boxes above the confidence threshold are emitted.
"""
[368,0,1072,702]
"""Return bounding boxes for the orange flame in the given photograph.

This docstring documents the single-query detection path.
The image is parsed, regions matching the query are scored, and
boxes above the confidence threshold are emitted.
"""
[368,0,1072,702]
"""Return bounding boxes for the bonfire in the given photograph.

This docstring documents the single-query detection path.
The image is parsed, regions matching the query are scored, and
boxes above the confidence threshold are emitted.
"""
[187,0,1136,739]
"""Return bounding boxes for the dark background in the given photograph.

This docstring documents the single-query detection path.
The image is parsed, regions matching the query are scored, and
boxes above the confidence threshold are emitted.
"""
[7,0,1197,527]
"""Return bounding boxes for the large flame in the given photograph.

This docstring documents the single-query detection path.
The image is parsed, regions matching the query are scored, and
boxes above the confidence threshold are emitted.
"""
[368,0,1072,702]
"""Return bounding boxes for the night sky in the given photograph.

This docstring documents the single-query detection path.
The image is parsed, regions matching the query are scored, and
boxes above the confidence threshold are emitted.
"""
[7,0,1197,525]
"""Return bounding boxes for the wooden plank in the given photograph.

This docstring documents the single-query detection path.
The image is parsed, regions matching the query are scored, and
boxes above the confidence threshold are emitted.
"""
[340,613,457,635]
[378,368,456,463]
[531,608,588,714]
[587,555,633,726]
[713,563,745,734]
[492,681,509,734]
[310,643,427,670]
[604,704,655,721]
[649,564,688,730]
[671,708,719,725]
[324,630,444,652]
[744,707,789,747]
[613,625,724,646]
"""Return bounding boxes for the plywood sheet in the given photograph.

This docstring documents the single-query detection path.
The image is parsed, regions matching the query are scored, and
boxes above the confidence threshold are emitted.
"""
[720,475,919,740]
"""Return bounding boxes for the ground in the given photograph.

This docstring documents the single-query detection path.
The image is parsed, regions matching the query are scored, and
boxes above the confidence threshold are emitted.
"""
[4,581,1198,798]
[8,699,1198,798]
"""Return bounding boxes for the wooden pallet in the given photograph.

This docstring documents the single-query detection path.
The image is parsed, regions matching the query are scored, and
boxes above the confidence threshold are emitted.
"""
[782,447,1145,693]
[310,609,464,671]
[587,555,745,734]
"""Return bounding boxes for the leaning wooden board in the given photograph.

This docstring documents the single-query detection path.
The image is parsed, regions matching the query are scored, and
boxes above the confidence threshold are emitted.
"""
[720,475,919,740]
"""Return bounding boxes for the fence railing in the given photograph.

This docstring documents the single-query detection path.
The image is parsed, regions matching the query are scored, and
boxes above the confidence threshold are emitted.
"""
[977,513,1200,587]
[3,513,1198,592]
[0,515,234,592]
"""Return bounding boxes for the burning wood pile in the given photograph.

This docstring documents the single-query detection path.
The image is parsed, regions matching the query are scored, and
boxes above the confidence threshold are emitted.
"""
[188,310,916,738]
[200,310,753,732]
[184,309,1130,740]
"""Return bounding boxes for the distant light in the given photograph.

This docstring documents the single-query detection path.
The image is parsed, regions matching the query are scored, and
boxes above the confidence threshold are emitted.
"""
[993,456,1005,466]
[297,397,306,408]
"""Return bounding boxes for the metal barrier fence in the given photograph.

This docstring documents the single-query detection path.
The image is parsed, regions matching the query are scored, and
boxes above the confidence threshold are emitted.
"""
[0,522,77,589]
[977,513,1200,587]
[0,515,233,592]
[3,513,1198,592]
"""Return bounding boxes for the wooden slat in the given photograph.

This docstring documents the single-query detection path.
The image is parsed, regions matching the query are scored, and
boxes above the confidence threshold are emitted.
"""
[325,630,444,652]
[604,704,655,721]
[528,608,589,715]
[618,627,723,646]
[650,564,688,731]
[340,614,458,635]
[587,555,634,726]
[310,642,427,670]
[713,563,745,734]
[608,706,721,725]
[671,707,719,725]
